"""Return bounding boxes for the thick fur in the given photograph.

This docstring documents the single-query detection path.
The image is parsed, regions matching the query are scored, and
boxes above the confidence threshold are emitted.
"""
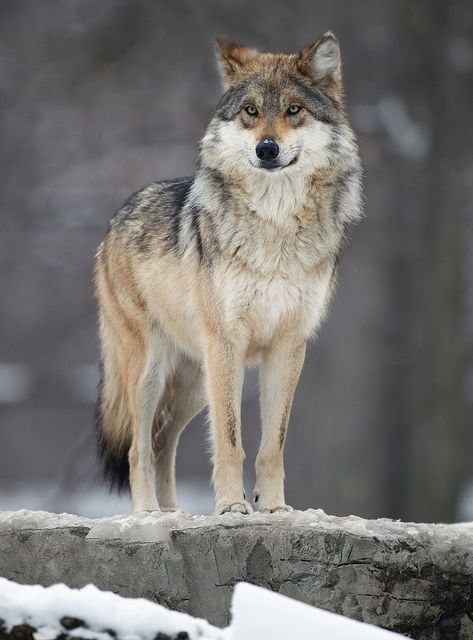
[95,33,363,514]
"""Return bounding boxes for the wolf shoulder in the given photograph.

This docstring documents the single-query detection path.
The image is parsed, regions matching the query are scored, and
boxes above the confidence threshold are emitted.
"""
[105,177,195,252]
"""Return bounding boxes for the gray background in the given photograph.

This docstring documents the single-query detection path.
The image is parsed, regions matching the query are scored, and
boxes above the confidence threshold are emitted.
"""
[1,0,472,522]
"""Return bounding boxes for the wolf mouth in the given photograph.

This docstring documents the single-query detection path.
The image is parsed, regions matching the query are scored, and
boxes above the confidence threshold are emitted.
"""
[256,156,299,172]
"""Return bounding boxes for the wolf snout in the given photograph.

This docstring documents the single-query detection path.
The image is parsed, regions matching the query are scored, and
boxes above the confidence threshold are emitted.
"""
[255,138,280,163]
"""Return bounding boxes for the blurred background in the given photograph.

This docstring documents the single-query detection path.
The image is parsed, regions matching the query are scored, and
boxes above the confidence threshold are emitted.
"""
[1,0,472,523]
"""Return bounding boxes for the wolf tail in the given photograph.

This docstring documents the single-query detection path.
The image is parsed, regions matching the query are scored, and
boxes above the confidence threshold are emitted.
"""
[96,345,131,493]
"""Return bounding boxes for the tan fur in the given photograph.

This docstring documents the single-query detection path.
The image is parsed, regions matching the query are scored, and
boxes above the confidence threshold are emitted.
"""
[95,33,363,514]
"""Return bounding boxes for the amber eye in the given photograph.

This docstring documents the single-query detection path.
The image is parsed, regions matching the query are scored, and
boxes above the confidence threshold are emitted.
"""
[245,105,259,116]
[287,104,302,115]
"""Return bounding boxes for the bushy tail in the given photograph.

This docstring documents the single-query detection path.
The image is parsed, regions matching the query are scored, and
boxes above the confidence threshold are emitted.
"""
[96,356,131,493]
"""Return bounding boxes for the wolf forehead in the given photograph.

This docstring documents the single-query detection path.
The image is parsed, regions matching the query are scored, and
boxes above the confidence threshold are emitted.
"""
[215,72,341,126]
[213,34,345,125]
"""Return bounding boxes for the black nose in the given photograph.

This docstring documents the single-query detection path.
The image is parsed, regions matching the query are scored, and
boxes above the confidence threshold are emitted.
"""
[255,139,280,162]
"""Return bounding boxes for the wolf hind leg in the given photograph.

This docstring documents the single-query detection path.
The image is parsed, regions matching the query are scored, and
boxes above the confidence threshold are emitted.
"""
[153,357,205,511]
[128,332,174,513]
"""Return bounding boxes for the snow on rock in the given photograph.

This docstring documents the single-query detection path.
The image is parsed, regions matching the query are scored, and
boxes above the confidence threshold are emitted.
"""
[2,507,472,544]
[231,582,403,639]
[1,509,472,637]
[0,578,406,640]
[0,578,225,640]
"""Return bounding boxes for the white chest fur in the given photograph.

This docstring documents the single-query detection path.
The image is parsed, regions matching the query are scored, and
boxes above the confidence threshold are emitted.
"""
[245,170,310,223]
[214,259,332,345]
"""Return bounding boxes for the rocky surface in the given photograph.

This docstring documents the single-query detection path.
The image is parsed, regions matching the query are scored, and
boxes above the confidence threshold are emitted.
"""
[0,510,472,638]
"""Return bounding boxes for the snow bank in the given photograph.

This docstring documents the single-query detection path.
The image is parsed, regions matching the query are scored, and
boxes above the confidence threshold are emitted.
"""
[0,578,405,640]
[0,578,224,640]
[231,583,402,639]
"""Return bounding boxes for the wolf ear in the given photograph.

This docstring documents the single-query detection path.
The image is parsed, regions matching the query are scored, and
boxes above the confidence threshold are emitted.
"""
[297,32,341,87]
[215,37,258,89]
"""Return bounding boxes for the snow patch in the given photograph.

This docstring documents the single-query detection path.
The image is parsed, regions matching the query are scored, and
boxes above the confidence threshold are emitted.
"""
[0,578,224,640]
[232,582,403,639]
[1,508,472,544]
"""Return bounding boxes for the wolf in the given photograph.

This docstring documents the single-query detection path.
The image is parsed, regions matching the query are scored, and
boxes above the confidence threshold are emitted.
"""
[95,32,363,515]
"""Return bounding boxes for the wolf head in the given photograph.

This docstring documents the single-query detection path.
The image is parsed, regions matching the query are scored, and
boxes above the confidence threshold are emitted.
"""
[200,33,354,181]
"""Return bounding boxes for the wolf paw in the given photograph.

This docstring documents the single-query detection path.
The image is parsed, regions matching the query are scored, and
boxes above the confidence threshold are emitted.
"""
[256,504,294,514]
[217,500,253,515]
[160,506,180,513]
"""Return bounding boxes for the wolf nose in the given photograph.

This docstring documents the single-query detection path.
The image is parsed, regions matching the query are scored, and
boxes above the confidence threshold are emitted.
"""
[255,139,280,162]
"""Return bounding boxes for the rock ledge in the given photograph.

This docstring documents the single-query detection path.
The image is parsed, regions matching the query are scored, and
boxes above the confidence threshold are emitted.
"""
[0,509,472,638]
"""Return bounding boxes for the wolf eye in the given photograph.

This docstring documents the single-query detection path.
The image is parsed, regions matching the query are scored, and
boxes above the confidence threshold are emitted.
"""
[245,105,258,116]
[287,104,302,115]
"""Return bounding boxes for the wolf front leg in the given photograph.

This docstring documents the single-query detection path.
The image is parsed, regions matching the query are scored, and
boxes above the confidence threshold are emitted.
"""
[255,338,306,512]
[205,335,251,515]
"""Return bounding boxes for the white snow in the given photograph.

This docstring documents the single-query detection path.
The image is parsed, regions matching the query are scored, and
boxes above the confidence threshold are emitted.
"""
[231,582,404,639]
[1,507,472,545]
[0,578,225,640]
